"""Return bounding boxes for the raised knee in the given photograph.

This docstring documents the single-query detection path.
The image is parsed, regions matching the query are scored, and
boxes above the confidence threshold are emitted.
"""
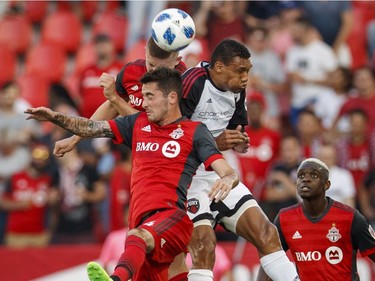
[256,222,281,254]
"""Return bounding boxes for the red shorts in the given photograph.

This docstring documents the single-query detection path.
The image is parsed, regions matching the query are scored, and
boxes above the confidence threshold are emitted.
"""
[133,208,193,281]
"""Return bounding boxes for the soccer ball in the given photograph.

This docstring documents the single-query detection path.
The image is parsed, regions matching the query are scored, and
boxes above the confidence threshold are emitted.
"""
[151,8,196,52]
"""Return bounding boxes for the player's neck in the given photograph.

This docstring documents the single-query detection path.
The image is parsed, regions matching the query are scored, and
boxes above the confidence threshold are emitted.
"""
[157,109,182,126]
[302,196,328,218]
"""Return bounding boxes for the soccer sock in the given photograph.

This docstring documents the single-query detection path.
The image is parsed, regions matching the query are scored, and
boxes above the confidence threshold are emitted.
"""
[110,235,147,281]
[260,250,299,281]
[187,269,213,281]
[169,272,188,281]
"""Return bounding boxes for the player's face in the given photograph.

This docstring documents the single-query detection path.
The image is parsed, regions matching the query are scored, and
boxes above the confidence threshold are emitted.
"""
[142,82,169,124]
[296,162,329,200]
[145,52,180,72]
[218,57,252,93]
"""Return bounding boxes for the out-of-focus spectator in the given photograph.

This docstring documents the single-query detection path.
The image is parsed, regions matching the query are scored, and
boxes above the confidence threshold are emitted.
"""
[51,140,106,244]
[179,39,205,69]
[314,67,352,131]
[244,1,286,29]
[317,144,356,207]
[193,1,246,53]
[99,203,129,273]
[298,1,353,67]
[0,81,42,144]
[0,143,59,248]
[246,26,287,128]
[263,135,301,221]
[368,21,375,61]
[285,16,338,127]
[108,146,131,232]
[296,109,324,159]
[224,92,280,201]
[77,34,123,118]
[335,66,375,132]
[125,0,167,53]
[336,109,373,192]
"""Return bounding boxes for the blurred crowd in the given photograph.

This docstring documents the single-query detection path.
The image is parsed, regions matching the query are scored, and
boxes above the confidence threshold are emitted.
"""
[0,0,375,266]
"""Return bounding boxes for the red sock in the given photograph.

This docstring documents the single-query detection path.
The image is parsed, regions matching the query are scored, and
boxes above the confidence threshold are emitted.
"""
[169,272,188,281]
[111,235,147,280]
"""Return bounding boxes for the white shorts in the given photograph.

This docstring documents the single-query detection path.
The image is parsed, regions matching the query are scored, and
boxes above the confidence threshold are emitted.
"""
[186,172,259,234]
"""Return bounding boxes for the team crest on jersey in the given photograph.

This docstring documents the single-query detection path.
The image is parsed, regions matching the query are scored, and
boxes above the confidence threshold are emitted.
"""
[369,225,375,240]
[169,126,184,139]
[326,223,342,243]
[187,198,200,214]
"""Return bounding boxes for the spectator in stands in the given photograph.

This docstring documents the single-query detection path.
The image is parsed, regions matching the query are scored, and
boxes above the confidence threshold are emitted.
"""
[296,109,324,159]
[335,66,375,132]
[193,1,247,53]
[263,135,301,221]
[298,1,353,67]
[246,26,287,128]
[1,143,59,248]
[0,81,42,144]
[224,91,281,201]
[78,33,123,118]
[317,144,356,207]
[285,16,338,127]
[336,109,373,193]
[314,67,352,132]
[51,140,106,244]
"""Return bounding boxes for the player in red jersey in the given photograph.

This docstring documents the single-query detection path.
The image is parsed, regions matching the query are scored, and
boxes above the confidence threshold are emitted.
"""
[53,37,186,157]
[257,158,375,281]
[25,68,239,281]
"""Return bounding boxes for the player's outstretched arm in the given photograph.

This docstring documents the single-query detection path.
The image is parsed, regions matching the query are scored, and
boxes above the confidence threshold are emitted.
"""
[208,158,239,203]
[25,107,114,139]
[100,73,139,117]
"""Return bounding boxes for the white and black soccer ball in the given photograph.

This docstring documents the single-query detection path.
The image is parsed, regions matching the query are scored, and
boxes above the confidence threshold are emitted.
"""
[151,8,196,52]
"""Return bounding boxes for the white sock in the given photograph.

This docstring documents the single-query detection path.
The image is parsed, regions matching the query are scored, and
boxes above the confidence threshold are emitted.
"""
[188,269,213,281]
[260,250,299,281]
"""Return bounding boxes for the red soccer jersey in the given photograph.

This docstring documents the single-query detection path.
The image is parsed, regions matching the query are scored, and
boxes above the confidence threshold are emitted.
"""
[79,62,123,118]
[275,198,375,281]
[115,59,186,111]
[5,171,52,233]
[236,126,280,196]
[108,112,222,228]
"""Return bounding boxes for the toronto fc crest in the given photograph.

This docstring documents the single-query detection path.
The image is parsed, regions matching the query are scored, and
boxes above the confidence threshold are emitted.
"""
[187,198,200,214]
[326,223,342,243]
[169,125,184,139]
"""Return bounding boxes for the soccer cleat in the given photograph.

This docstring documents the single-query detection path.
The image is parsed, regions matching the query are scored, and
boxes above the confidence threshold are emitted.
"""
[87,261,113,281]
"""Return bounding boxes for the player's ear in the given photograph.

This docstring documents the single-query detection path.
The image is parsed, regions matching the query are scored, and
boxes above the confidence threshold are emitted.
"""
[168,91,178,104]
[176,55,182,66]
[324,180,331,191]
[215,61,224,73]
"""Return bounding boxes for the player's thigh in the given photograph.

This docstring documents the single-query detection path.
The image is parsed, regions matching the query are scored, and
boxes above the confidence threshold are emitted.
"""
[211,182,259,234]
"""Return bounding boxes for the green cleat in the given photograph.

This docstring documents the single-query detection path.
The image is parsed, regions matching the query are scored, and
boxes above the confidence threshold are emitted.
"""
[87,261,113,281]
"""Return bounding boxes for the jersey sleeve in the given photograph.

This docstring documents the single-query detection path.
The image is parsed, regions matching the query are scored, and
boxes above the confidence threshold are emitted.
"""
[115,65,129,100]
[193,123,223,170]
[351,210,375,257]
[180,68,207,118]
[227,90,248,129]
[274,213,289,251]
[107,113,140,147]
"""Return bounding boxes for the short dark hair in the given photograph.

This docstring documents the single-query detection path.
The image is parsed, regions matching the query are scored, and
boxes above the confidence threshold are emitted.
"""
[147,37,176,59]
[93,33,112,43]
[210,39,250,66]
[140,67,182,100]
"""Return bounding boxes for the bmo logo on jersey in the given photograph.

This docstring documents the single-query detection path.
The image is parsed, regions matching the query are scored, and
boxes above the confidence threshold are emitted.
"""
[295,251,322,262]
[325,246,343,265]
[162,141,181,158]
[136,142,159,152]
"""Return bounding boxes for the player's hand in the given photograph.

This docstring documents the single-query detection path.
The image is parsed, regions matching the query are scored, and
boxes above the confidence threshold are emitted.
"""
[208,178,235,203]
[233,130,250,153]
[99,72,117,102]
[25,107,55,122]
[53,135,81,157]
[215,125,249,151]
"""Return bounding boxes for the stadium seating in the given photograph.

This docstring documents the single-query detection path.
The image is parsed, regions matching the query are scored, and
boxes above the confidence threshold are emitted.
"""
[17,73,49,107]
[24,1,49,24]
[41,10,83,54]
[123,39,146,63]
[25,43,67,83]
[74,42,97,75]
[0,43,17,85]
[92,11,128,53]
[0,15,32,54]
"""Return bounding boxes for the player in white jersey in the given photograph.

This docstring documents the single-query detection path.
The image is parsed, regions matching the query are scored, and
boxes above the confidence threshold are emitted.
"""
[175,39,299,281]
